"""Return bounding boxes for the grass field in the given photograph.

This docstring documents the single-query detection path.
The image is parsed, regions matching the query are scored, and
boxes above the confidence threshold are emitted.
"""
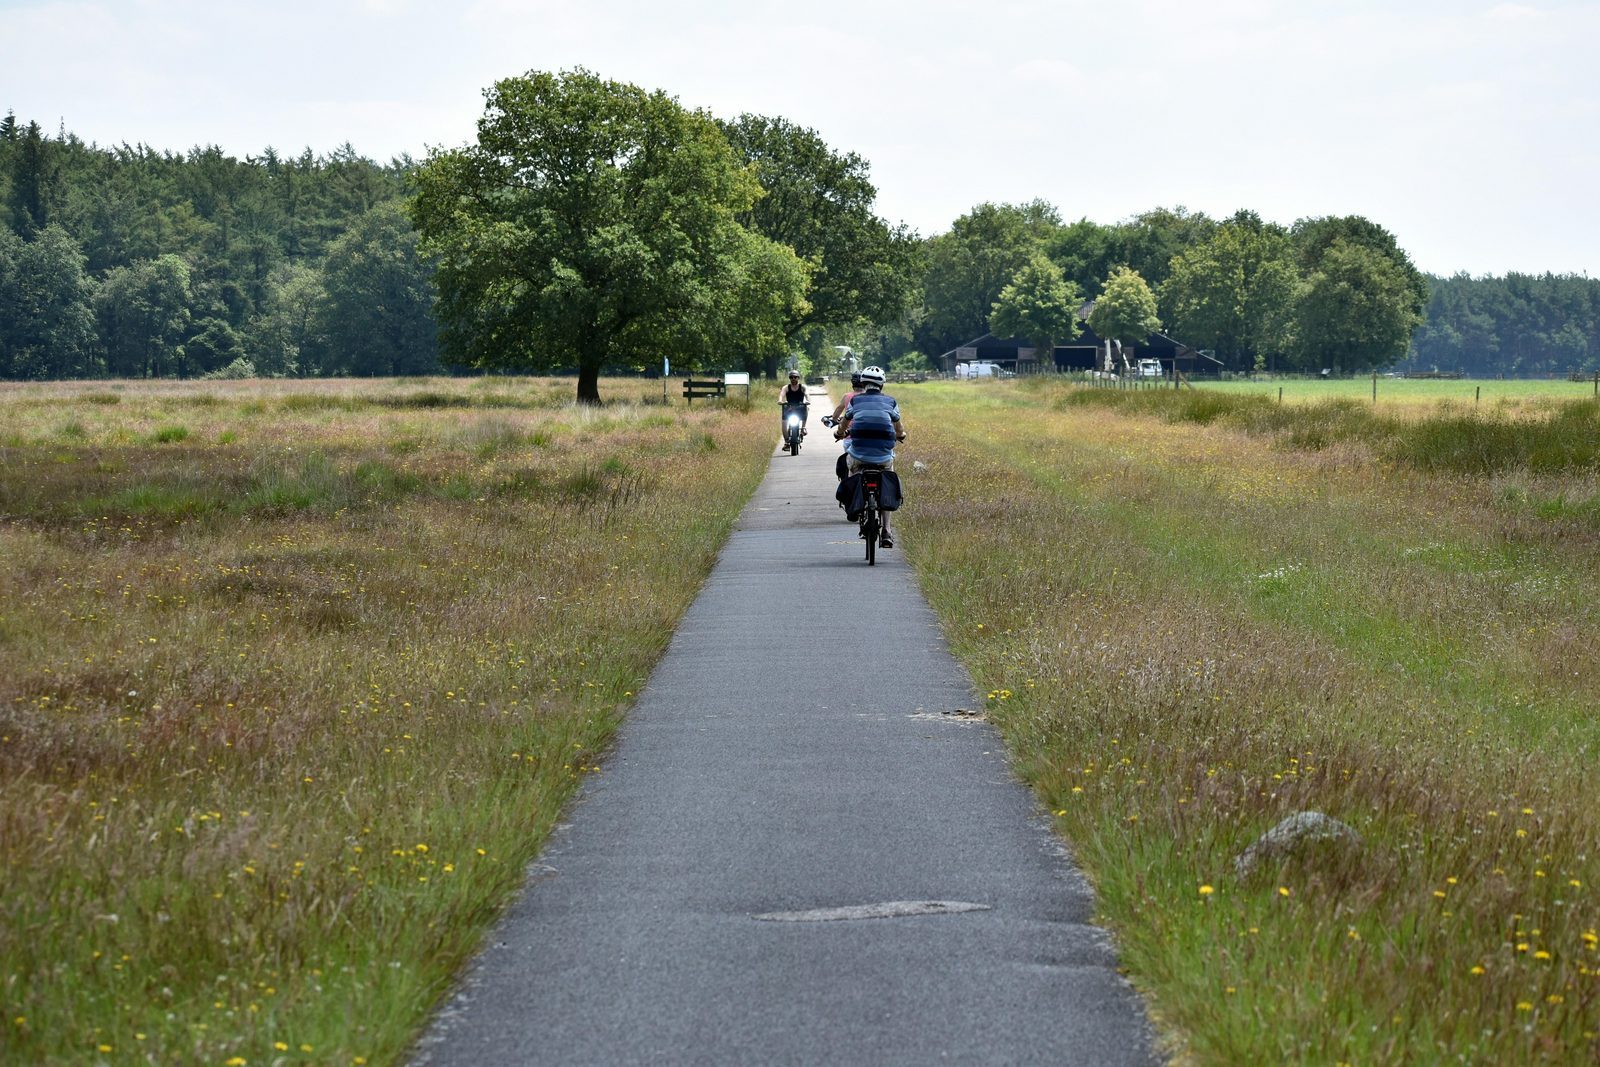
[897,377,1600,1063]
[11,371,1600,1064]
[1191,375,1600,410]
[0,376,773,1065]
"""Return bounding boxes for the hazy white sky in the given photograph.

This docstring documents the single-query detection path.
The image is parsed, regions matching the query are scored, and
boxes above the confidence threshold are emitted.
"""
[4,0,1597,276]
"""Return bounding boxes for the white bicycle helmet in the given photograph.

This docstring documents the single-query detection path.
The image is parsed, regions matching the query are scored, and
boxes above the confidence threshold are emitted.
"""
[859,365,886,387]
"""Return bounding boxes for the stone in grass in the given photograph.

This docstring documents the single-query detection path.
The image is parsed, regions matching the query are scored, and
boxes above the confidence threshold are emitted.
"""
[1234,811,1361,880]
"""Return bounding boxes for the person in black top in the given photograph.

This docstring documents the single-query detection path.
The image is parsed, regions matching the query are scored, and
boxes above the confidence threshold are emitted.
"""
[778,370,810,440]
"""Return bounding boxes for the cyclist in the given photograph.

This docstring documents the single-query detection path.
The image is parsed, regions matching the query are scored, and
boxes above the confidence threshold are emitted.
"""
[829,371,864,424]
[829,371,864,479]
[832,365,906,548]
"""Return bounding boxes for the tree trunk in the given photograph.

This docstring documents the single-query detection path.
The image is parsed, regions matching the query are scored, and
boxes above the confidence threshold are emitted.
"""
[576,361,601,405]
[762,353,780,381]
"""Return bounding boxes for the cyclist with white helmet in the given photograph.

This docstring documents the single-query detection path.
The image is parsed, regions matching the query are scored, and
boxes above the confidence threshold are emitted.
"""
[832,365,907,548]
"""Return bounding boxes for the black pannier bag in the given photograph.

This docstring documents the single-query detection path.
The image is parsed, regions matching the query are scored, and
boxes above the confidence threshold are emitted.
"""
[835,470,903,521]
[875,469,903,511]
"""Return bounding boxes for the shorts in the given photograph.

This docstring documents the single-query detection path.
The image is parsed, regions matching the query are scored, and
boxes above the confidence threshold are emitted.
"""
[846,454,894,474]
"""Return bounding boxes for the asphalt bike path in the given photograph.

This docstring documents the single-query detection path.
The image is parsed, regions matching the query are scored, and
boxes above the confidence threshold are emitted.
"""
[414,415,1158,1066]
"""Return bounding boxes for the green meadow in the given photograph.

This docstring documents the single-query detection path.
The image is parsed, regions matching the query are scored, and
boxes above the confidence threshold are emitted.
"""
[0,377,772,1065]
[8,373,1600,1064]
[898,377,1600,1063]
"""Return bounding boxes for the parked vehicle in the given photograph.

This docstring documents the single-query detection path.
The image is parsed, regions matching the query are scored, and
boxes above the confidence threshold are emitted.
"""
[1137,358,1163,378]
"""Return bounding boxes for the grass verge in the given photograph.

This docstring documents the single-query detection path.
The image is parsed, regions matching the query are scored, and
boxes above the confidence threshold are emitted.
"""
[0,378,772,1065]
[897,378,1600,1064]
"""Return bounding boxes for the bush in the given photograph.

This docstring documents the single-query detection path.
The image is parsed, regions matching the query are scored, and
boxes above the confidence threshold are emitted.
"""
[201,357,258,380]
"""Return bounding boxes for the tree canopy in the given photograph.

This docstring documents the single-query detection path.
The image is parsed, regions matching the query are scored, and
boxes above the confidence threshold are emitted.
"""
[411,69,804,402]
[1290,239,1426,374]
[1088,266,1161,347]
[989,252,1081,358]
[1161,211,1298,372]
[717,114,917,366]
[917,200,1060,357]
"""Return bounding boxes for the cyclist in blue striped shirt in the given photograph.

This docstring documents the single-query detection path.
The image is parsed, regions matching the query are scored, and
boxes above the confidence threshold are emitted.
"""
[833,365,907,546]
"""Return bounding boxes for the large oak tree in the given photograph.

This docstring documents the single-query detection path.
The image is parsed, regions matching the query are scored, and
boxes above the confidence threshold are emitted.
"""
[411,69,790,403]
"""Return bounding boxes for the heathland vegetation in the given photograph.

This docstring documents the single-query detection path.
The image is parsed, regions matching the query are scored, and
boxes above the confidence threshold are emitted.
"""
[0,377,774,1063]
[8,372,1600,1061]
[897,378,1600,1062]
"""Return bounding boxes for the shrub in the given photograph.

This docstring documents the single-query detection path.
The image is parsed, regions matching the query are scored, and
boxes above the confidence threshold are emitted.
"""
[200,357,258,380]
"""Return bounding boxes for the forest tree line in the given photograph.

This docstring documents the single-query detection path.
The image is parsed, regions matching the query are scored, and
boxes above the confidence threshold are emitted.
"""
[2,99,1597,385]
[888,201,1598,378]
[0,112,438,381]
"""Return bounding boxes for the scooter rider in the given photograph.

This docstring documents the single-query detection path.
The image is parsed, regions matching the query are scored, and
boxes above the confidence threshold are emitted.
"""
[833,365,906,548]
[778,371,809,441]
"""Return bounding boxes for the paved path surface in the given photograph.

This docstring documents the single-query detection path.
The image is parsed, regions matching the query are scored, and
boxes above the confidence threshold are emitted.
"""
[414,418,1158,1066]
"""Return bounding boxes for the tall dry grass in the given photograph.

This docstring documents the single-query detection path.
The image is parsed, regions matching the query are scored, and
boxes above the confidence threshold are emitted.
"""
[899,378,1600,1064]
[0,377,771,1065]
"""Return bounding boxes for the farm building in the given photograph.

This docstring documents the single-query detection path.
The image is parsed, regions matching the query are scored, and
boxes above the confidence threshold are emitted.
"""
[938,317,1221,378]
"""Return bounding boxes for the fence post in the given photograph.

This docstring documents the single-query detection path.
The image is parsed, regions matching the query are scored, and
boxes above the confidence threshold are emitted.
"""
[1278,387,1283,404]
[1372,372,1378,403]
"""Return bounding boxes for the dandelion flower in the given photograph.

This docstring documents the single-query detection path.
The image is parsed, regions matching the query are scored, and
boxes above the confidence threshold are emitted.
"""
[1199,885,1214,896]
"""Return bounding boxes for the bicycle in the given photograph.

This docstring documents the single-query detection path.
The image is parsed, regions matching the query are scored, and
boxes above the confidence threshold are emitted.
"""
[854,464,889,565]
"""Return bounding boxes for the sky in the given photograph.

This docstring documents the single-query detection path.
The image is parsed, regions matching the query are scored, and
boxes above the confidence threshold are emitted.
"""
[4,0,1598,277]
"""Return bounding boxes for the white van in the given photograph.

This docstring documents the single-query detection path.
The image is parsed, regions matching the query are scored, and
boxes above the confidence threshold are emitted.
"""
[1136,359,1163,378]
[956,361,1000,379]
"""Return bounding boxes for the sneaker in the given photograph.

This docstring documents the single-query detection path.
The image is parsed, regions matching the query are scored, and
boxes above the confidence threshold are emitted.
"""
[879,533,894,549]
